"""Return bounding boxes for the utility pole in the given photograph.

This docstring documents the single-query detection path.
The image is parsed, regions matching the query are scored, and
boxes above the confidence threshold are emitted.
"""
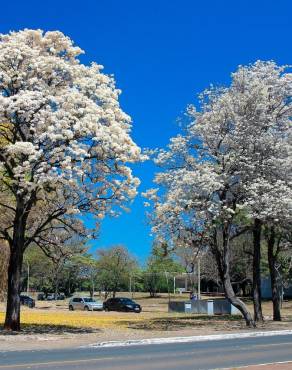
[173,276,176,295]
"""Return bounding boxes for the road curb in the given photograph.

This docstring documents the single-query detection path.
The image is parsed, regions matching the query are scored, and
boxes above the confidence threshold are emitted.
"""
[84,329,292,348]
[221,360,292,369]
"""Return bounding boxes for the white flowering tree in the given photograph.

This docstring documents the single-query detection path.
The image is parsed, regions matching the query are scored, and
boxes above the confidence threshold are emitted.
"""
[144,145,256,326]
[145,61,291,327]
[220,62,292,322]
[0,29,141,330]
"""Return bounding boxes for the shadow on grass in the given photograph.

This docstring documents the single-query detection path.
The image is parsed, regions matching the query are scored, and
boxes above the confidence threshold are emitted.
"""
[118,314,244,331]
[0,323,101,335]
[36,306,52,310]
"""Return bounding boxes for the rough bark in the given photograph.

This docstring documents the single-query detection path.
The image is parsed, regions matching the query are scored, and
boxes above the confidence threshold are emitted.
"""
[253,218,263,322]
[212,228,255,327]
[267,227,281,321]
[223,275,255,327]
[4,218,25,331]
[4,201,27,331]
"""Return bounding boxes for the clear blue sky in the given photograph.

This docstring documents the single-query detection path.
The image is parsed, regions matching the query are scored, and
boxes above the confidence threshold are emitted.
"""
[1,0,291,262]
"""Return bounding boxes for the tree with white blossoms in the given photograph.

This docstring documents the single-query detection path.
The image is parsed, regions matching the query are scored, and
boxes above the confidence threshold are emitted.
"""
[0,29,141,331]
[206,61,292,321]
[145,61,291,327]
[144,155,256,327]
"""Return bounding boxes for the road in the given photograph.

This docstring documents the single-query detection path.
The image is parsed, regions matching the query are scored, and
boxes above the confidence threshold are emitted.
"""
[0,334,292,369]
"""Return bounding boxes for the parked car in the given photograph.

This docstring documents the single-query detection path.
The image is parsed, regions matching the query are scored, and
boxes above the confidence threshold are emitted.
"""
[68,297,104,311]
[20,295,35,308]
[55,293,65,300]
[103,298,142,313]
[46,293,65,301]
[37,292,46,301]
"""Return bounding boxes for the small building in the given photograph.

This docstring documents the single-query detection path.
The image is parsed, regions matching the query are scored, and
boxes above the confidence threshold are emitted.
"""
[261,276,292,299]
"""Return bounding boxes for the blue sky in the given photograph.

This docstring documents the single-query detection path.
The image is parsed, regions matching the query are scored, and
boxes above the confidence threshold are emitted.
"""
[1,0,291,262]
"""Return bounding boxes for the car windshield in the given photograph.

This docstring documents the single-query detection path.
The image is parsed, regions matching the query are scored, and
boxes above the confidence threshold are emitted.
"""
[83,298,96,303]
[120,299,135,304]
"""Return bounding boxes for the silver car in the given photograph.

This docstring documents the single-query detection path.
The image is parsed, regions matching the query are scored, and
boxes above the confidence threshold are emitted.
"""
[69,297,103,311]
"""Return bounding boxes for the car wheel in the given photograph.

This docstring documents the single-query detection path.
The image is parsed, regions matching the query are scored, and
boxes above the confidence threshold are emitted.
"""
[69,305,74,311]
[84,306,89,311]
[104,307,109,312]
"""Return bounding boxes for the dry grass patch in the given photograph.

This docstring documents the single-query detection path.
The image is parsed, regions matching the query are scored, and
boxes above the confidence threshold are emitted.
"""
[0,309,154,334]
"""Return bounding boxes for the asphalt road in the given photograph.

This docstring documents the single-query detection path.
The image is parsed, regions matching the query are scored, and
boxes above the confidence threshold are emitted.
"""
[1,334,292,370]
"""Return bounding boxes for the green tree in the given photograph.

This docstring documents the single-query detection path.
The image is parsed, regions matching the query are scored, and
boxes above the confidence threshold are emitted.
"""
[23,246,54,294]
[74,254,99,298]
[96,245,137,298]
[144,242,184,297]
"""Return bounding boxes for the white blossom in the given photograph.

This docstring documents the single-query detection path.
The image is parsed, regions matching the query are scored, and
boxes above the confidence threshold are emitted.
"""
[0,29,142,246]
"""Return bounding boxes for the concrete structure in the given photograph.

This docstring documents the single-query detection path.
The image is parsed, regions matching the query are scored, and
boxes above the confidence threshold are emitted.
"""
[168,299,239,315]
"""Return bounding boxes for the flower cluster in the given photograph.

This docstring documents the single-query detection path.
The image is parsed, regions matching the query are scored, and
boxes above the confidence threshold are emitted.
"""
[145,61,292,252]
[0,29,142,246]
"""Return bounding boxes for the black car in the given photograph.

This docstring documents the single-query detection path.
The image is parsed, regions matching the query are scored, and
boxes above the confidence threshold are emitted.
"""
[20,295,35,308]
[103,298,142,313]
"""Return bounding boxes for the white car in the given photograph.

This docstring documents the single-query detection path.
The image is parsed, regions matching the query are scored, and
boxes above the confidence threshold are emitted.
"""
[69,297,103,311]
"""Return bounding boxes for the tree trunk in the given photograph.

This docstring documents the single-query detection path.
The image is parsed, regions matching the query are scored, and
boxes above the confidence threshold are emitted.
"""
[4,237,24,331]
[54,264,62,299]
[253,218,263,322]
[68,273,71,295]
[223,275,255,327]
[89,283,94,298]
[212,227,255,327]
[54,276,59,299]
[90,278,95,299]
[4,200,28,331]
[267,227,281,321]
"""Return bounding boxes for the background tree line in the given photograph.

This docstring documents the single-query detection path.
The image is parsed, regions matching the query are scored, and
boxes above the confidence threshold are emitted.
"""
[2,236,290,305]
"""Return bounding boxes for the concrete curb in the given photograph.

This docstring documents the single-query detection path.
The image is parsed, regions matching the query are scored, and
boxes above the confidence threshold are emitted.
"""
[84,329,292,348]
[221,360,292,369]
